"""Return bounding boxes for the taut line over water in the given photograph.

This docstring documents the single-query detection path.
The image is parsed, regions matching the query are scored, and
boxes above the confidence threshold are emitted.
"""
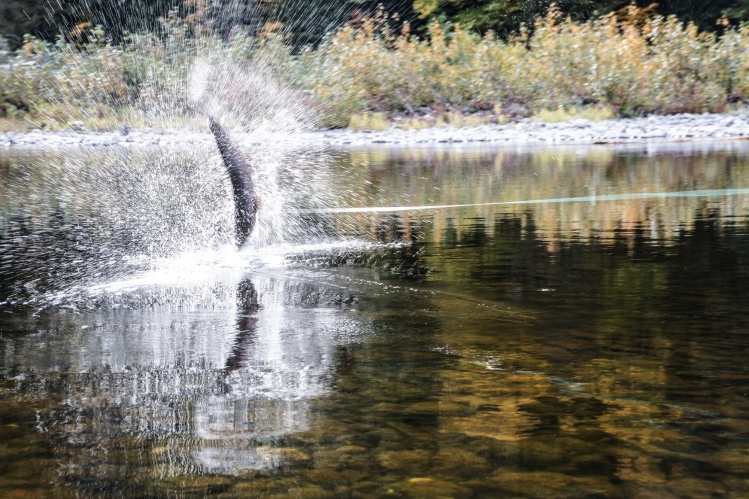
[208,116,257,247]
[317,188,749,213]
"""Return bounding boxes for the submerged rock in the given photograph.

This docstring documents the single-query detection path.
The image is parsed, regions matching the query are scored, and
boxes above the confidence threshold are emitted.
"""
[666,477,728,498]
[150,475,233,495]
[431,448,490,478]
[489,470,621,498]
[376,449,432,471]
[268,486,336,499]
[630,486,682,499]
[403,400,473,418]
[385,477,473,498]
[335,445,367,453]
[273,447,312,463]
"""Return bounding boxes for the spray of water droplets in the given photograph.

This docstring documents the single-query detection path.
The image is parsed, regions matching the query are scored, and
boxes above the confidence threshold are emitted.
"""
[0,1,418,309]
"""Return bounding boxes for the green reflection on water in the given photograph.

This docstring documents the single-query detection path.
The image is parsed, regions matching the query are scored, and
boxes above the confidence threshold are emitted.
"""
[1,142,749,498]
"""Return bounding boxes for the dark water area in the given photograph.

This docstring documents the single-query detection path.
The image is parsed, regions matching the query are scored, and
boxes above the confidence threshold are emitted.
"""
[1,141,749,497]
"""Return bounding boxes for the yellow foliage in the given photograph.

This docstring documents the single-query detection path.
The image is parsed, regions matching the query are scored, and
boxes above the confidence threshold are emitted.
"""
[532,105,616,123]
[402,117,430,130]
[3,5,749,130]
[349,112,390,131]
[307,6,743,121]
[69,22,92,40]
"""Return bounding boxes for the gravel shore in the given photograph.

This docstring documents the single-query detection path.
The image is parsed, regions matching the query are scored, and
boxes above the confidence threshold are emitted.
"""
[2,112,749,149]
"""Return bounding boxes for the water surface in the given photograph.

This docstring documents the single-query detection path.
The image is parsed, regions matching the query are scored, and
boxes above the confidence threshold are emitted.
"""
[1,141,749,497]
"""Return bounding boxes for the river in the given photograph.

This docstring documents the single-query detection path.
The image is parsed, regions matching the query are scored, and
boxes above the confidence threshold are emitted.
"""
[1,140,748,497]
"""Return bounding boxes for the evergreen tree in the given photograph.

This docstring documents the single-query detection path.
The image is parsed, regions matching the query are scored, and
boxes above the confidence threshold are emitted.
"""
[652,0,738,31]
[0,0,177,49]
[415,0,622,37]
[2,0,746,51]
[727,0,749,20]
[201,0,418,47]
[0,0,63,49]
[413,0,745,39]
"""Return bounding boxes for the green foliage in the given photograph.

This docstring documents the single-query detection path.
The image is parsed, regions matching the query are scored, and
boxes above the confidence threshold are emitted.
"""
[2,6,749,129]
[1,0,419,52]
[259,0,419,49]
[0,24,195,126]
[653,0,738,32]
[413,0,746,40]
[3,0,748,55]
[349,112,390,130]
[727,0,749,21]
[0,0,58,49]
[414,0,621,38]
[0,0,178,50]
[305,7,747,122]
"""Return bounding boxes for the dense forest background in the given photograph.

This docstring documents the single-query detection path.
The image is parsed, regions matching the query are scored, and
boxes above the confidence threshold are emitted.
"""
[1,0,746,50]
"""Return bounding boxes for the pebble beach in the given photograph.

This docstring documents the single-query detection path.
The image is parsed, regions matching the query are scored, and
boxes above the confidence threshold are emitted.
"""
[2,112,749,149]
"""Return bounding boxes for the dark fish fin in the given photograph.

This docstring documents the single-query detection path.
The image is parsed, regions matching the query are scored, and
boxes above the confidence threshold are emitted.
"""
[208,116,257,247]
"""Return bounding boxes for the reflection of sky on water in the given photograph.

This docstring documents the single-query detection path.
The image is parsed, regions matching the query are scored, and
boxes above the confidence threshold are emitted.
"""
[3,273,366,474]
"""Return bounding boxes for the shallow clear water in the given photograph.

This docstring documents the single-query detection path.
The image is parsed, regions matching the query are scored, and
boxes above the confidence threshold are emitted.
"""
[1,141,749,498]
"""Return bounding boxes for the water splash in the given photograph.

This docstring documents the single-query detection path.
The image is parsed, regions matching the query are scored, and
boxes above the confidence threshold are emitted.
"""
[0,4,398,310]
[0,143,369,310]
[0,1,430,483]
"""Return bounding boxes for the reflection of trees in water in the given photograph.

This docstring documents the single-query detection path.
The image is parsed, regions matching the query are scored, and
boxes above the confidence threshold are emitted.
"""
[424,207,749,315]
[423,207,749,413]
[333,145,749,247]
[2,145,749,494]
[408,208,749,489]
[316,212,433,280]
[0,210,747,494]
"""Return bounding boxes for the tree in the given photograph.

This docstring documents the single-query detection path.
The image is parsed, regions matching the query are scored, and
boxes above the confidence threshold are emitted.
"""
[412,0,747,39]
[727,0,749,21]
[199,0,419,47]
[414,0,622,38]
[0,0,64,49]
[652,0,740,31]
[0,0,179,49]
[0,0,420,50]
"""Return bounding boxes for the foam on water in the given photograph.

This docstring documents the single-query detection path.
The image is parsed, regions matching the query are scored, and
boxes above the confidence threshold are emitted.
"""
[18,234,395,312]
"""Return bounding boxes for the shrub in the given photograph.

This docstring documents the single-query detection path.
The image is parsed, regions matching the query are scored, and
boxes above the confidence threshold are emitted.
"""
[306,6,746,122]
[2,6,749,130]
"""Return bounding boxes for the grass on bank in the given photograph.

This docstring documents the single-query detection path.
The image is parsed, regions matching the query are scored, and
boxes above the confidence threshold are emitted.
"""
[348,112,390,131]
[531,104,616,123]
[2,6,749,132]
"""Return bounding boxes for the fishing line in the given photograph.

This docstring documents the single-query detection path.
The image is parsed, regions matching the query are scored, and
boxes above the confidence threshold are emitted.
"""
[313,188,749,213]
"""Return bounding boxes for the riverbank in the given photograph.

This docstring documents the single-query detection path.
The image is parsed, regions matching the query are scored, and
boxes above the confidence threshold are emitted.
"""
[2,113,749,149]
